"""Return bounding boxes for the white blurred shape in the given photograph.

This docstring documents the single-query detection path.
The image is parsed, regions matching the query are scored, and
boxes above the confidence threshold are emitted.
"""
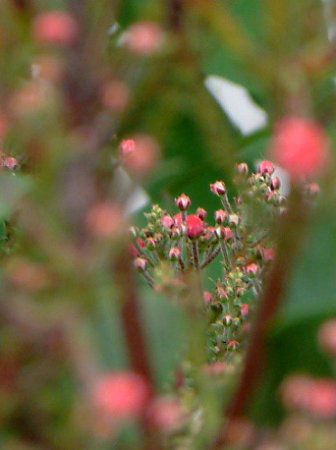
[205,75,268,136]
[113,166,149,216]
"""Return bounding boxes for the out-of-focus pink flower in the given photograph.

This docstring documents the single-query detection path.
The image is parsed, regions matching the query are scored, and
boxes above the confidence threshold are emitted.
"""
[86,203,124,238]
[147,397,185,433]
[318,319,336,356]
[259,247,276,262]
[102,81,130,113]
[281,375,336,419]
[9,82,48,117]
[203,362,230,376]
[123,22,165,55]
[270,117,329,180]
[93,372,150,421]
[6,259,49,292]
[121,134,160,177]
[33,11,78,46]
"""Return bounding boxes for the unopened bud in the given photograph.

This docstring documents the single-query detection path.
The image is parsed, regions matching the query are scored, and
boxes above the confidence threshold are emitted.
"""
[271,176,281,190]
[2,156,18,170]
[236,162,249,175]
[161,214,174,229]
[223,315,232,326]
[245,262,259,276]
[196,207,207,220]
[169,247,181,261]
[215,209,228,224]
[259,160,275,175]
[228,214,239,226]
[175,193,191,211]
[146,237,156,250]
[210,181,226,196]
[203,291,213,305]
[120,139,136,156]
[217,286,228,300]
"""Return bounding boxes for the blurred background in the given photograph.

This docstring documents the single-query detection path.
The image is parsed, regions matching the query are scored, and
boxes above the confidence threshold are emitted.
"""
[1,1,336,449]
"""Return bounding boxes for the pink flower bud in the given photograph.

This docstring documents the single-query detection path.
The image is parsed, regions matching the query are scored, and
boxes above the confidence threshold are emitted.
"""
[33,11,78,46]
[175,193,191,211]
[120,139,136,156]
[271,176,281,190]
[270,117,329,180]
[228,214,239,226]
[217,286,228,300]
[318,319,336,356]
[169,247,181,260]
[223,227,234,240]
[259,160,275,175]
[240,304,249,318]
[146,237,156,250]
[3,156,18,170]
[123,22,165,56]
[210,181,226,196]
[134,257,147,271]
[161,214,175,229]
[203,291,213,305]
[227,340,239,351]
[245,263,259,275]
[92,372,150,421]
[203,362,229,376]
[259,247,275,262]
[196,207,207,220]
[236,162,249,175]
[215,209,228,224]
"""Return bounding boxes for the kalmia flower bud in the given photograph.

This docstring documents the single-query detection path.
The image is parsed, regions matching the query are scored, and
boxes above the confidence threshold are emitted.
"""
[227,340,239,351]
[175,193,191,211]
[259,247,275,262]
[223,315,232,326]
[161,214,174,229]
[217,286,228,300]
[270,176,281,190]
[236,162,249,175]
[2,156,18,170]
[215,209,228,224]
[259,160,275,175]
[223,227,234,240]
[146,237,156,250]
[120,138,136,156]
[245,262,259,275]
[196,207,207,220]
[203,291,213,305]
[228,214,239,226]
[169,247,181,261]
[134,257,147,271]
[210,181,226,196]
[240,304,249,318]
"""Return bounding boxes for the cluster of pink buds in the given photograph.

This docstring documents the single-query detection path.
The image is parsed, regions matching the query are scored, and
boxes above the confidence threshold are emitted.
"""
[130,162,286,361]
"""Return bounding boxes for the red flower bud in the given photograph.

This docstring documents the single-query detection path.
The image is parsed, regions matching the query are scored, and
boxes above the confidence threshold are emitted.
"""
[120,139,136,156]
[245,262,259,275]
[210,181,226,196]
[175,193,191,211]
[186,214,204,239]
[240,303,249,318]
[270,176,281,190]
[203,291,213,305]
